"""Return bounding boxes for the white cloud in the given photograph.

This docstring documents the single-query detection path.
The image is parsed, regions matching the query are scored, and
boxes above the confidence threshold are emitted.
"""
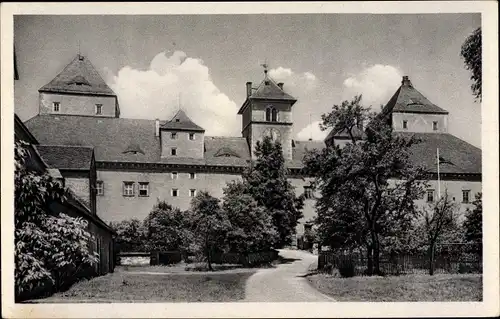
[107,50,239,136]
[268,67,318,95]
[296,120,328,141]
[342,64,403,109]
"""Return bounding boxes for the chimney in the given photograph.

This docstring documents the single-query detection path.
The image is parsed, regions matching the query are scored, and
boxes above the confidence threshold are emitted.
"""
[277,82,284,90]
[155,118,160,137]
[401,75,412,87]
[246,82,252,97]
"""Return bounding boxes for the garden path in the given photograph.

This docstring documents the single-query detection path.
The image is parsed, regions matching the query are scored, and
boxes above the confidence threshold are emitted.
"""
[243,249,335,302]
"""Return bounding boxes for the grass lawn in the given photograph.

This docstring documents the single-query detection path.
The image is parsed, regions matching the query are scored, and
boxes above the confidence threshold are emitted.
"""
[34,270,255,303]
[307,273,482,301]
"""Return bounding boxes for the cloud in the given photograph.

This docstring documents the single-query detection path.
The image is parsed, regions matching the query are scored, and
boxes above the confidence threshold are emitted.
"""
[296,120,328,141]
[268,67,318,95]
[342,64,403,109]
[107,51,239,136]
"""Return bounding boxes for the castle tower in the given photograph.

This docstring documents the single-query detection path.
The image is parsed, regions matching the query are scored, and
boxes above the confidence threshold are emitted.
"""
[238,69,297,160]
[160,110,205,159]
[38,54,120,118]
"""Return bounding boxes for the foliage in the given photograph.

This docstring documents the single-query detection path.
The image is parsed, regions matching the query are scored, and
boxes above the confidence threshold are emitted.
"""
[244,135,304,247]
[15,141,98,298]
[222,180,278,253]
[303,95,426,275]
[190,191,231,270]
[143,201,194,253]
[420,191,460,275]
[463,192,482,243]
[460,27,482,101]
[110,218,147,253]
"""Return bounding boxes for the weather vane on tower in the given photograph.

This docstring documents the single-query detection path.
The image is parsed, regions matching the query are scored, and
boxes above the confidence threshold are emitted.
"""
[260,58,269,75]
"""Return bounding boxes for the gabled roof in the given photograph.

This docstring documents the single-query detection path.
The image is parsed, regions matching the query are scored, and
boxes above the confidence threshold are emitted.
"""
[160,110,205,132]
[39,54,116,96]
[324,125,364,143]
[382,76,449,115]
[249,73,296,102]
[397,132,481,175]
[35,145,93,170]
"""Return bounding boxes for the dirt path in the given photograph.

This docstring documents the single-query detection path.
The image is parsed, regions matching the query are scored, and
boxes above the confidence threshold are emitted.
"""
[243,249,335,302]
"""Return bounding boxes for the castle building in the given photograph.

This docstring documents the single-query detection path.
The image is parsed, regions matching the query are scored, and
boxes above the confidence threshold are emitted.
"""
[24,54,481,243]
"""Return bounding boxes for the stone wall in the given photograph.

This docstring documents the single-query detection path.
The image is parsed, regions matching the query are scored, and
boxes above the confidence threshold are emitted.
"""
[39,92,117,117]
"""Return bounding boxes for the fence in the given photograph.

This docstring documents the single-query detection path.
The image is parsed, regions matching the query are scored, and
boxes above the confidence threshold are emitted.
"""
[318,243,482,276]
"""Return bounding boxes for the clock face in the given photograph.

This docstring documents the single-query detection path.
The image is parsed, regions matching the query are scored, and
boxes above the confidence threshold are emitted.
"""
[262,128,281,142]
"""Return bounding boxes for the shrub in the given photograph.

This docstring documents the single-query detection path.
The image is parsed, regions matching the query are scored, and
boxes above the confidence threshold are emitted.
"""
[337,259,356,278]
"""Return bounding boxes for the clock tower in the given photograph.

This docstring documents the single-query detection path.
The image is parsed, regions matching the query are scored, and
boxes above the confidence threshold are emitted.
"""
[237,68,297,160]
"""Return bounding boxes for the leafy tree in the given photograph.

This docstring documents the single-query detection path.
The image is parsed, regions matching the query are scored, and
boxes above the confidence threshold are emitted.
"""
[463,192,482,243]
[110,218,147,253]
[244,135,304,247]
[222,180,278,253]
[303,95,425,275]
[460,27,482,101]
[143,201,194,254]
[420,191,460,275]
[15,141,98,299]
[190,191,231,270]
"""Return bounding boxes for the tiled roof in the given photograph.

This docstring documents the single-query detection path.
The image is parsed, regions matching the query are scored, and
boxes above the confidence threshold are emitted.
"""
[39,55,116,96]
[35,145,93,170]
[324,125,364,143]
[382,76,449,115]
[250,74,296,101]
[398,132,481,175]
[161,110,205,132]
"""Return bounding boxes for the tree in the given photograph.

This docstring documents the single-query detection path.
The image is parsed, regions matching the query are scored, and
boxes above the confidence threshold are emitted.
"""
[420,191,460,275]
[222,180,278,253]
[15,141,98,299]
[463,192,482,243]
[303,95,426,275]
[461,27,482,101]
[244,135,304,247]
[110,218,147,253]
[190,191,231,270]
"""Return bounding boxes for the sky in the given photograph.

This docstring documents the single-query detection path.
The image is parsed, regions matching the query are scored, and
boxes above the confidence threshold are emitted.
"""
[14,14,481,147]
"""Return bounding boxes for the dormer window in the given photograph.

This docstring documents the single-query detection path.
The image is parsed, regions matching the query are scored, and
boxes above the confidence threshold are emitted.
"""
[53,102,60,112]
[175,119,180,122]
[95,104,102,115]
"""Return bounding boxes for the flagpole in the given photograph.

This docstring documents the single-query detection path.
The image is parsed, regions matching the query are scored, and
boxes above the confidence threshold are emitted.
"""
[437,148,441,199]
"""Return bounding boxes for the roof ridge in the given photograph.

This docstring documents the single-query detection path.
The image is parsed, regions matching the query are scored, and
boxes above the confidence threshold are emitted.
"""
[37,144,95,149]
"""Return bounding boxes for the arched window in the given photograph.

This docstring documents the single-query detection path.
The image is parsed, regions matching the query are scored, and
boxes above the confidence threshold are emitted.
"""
[266,107,272,122]
[271,108,278,122]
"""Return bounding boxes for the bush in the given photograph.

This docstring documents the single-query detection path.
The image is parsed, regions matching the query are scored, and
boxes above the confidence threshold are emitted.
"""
[337,259,356,278]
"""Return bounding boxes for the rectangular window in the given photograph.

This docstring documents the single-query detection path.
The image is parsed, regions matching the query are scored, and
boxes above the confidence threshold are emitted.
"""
[189,133,195,140]
[138,182,149,197]
[462,190,471,203]
[433,121,438,131]
[402,120,408,129]
[172,188,179,197]
[189,172,196,180]
[96,181,104,196]
[171,172,178,180]
[189,189,197,197]
[171,132,177,139]
[96,104,102,115]
[171,148,177,156]
[304,186,313,199]
[53,102,60,112]
[426,189,435,203]
[123,182,134,197]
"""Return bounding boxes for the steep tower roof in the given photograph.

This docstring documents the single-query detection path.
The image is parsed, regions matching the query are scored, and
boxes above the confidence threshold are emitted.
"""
[249,72,297,102]
[39,54,116,96]
[160,109,205,132]
[382,76,449,115]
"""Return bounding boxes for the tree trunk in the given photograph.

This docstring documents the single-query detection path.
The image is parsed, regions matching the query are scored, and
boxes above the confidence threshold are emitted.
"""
[373,239,381,275]
[366,244,373,275]
[428,244,435,275]
[206,248,213,271]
